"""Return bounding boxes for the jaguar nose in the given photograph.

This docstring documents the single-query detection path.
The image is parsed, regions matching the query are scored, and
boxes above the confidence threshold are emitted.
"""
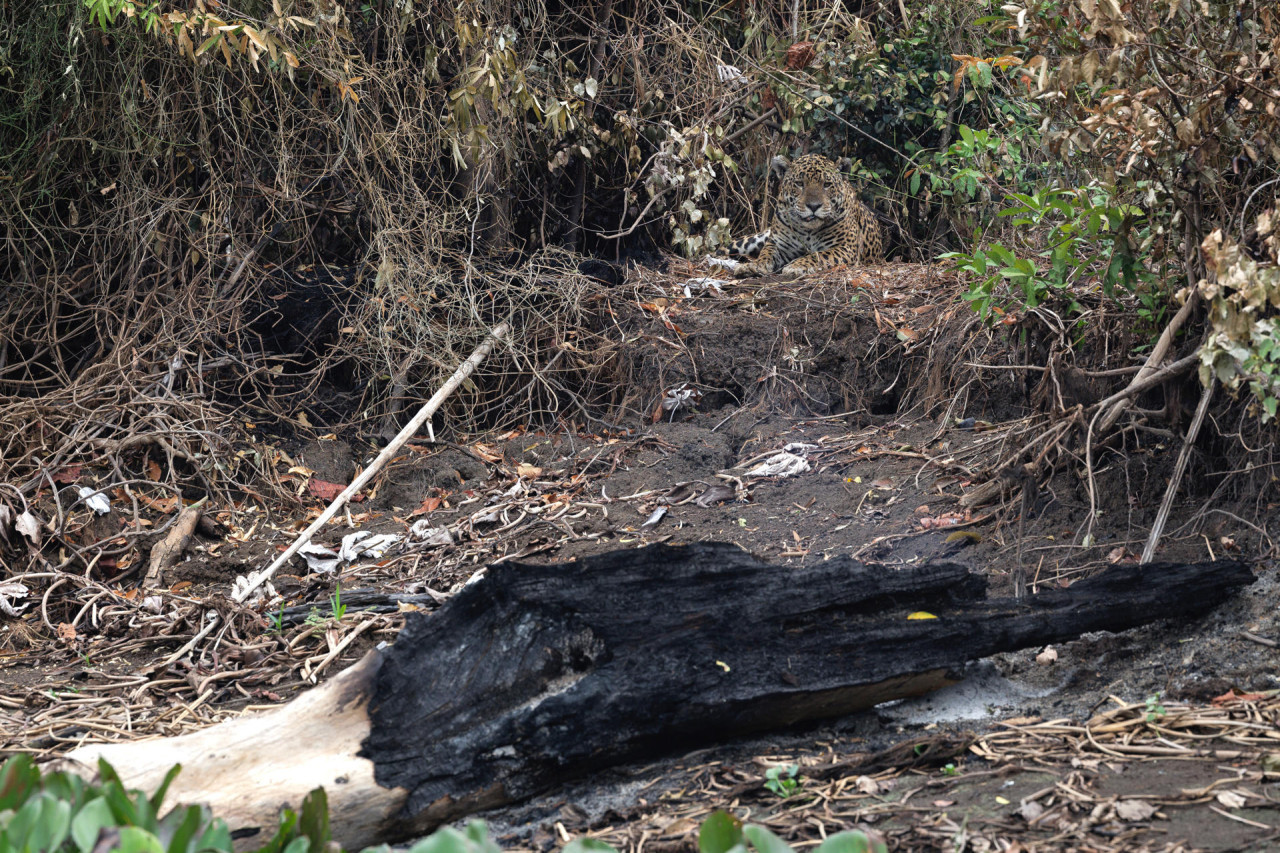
[806,201,822,213]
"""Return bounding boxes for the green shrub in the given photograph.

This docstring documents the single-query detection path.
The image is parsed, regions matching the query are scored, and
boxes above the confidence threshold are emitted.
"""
[0,755,326,853]
[942,184,1164,321]
[0,757,885,853]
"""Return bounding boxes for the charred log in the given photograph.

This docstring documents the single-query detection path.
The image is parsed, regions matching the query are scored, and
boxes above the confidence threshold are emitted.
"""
[70,542,1253,849]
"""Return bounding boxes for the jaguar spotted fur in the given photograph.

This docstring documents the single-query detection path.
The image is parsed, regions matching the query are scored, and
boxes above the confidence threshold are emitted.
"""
[726,154,883,278]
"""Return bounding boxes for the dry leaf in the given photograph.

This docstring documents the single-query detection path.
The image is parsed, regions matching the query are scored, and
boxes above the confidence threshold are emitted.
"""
[1115,799,1157,821]
[1216,790,1247,809]
[308,478,362,502]
[1019,800,1045,822]
[14,511,42,547]
[1036,646,1059,665]
[57,622,77,641]
[0,581,30,616]
[517,462,543,479]
[785,41,815,69]
[409,496,442,517]
[52,465,83,484]
[660,817,698,837]
[471,443,504,463]
[854,775,880,794]
[1213,688,1266,705]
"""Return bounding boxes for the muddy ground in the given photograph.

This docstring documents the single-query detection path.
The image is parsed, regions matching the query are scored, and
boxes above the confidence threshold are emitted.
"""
[2,260,1279,851]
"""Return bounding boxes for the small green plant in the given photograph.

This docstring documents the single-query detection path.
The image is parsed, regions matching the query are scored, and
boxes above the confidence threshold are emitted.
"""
[303,586,347,627]
[329,585,347,621]
[763,764,801,798]
[697,810,886,853]
[941,762,960,777]
[1145,693,1167,723]
[83,0,162,33]
[0,757,886,853]
[267,603,286,635]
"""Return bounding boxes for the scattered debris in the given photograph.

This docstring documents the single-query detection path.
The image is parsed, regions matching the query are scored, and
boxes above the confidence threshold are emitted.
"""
[77,486,111,515]
[0,581,29,616]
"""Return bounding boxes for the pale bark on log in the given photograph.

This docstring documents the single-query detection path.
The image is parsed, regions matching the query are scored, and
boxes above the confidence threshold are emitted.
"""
[69,652,401,851]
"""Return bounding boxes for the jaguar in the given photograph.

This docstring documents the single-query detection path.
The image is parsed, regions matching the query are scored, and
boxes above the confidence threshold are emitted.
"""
[726,154,883,278]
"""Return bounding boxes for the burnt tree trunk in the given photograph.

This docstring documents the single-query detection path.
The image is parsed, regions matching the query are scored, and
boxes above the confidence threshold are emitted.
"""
[364,542,1252,834]
[70,542,1253,849]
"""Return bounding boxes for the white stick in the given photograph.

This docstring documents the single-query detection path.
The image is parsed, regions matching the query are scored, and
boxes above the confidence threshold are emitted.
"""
[1140,378,1214,564]
[233,322,511,605]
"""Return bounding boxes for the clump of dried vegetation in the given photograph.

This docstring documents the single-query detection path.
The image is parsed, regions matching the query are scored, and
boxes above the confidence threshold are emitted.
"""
[0,0,1278,576]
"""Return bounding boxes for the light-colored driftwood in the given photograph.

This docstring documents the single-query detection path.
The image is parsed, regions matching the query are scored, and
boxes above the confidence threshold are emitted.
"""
[65,651,404,852]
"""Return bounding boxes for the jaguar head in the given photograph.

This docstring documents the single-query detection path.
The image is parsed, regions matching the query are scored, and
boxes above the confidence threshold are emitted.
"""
[778,155,844,228]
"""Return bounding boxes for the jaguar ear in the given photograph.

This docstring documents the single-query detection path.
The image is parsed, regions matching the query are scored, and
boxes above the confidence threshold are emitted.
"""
[836,156,856,176]
[769,155,790,179]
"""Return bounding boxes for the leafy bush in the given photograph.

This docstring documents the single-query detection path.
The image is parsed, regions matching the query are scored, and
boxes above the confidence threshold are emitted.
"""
[0,755,326,853]
[942,184,1162,320]
[0,757,885,853]
[693,811,885,853]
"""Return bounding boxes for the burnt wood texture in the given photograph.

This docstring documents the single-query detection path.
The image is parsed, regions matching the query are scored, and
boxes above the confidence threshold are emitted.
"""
[363,542,1252,830]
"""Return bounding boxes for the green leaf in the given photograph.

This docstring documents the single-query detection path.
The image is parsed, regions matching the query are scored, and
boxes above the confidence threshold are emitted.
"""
[196,33,222,56]
[72,797,115,852]
[0,755,39,811]
[117,826,167,853]
[158,804,204,853]
[743,825,793,853]
[149,764,183,814]
[813,830,888,853]
[296,788,329,853]
[193,816,233,853]
[563,840,619,853]
[404,826,472,853]
[699,811,744,853]
[30,796,73,853]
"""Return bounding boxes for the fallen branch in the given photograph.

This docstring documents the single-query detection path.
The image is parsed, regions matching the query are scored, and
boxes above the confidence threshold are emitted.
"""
[234,321,510,604]
[1098,291,1200,433]
[1140,378,1215,563]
